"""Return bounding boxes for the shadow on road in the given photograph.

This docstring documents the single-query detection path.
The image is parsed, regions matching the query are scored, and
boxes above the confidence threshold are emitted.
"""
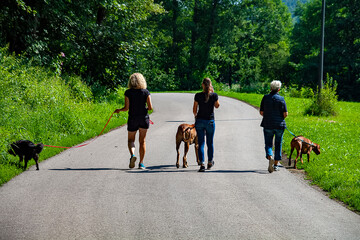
[126,164,269,174]
[49,168,127,171]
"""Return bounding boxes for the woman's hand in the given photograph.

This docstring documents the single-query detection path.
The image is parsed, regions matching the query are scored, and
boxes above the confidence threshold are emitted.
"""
[114,96,130,113]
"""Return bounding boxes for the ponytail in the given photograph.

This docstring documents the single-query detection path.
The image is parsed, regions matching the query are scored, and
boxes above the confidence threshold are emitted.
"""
[202,78,214,103]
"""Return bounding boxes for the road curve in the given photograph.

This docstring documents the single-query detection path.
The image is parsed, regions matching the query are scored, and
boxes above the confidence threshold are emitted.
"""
[1,93,359,240]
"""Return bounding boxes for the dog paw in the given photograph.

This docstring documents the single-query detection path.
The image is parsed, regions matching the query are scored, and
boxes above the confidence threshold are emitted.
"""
[176,164,180,168]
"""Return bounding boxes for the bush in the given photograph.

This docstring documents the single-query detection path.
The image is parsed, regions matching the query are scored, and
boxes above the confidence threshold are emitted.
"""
[283,85,314,99]
[146,68,178,91]
[305,75,338,116]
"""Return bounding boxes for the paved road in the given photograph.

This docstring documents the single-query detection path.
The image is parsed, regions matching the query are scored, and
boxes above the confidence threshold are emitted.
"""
[1,93,360,240]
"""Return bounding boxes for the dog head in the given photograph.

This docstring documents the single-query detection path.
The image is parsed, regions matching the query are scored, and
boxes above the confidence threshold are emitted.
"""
[312,143,321,155]
[8,143,18,156]
[8,148,16,156]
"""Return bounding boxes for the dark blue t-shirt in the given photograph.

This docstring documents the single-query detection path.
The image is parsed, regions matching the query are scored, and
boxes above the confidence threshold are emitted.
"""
[195,92,218,120]
[125,88,150,117]
[260,92,287,129]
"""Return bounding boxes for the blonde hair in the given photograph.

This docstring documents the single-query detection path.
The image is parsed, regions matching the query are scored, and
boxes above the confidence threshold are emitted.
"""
[270,80,282,91]
[128,73,147,89]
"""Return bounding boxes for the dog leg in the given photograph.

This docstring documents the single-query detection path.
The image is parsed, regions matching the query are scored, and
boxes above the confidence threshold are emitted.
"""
[183,142,189,168]
[194,142,200,166]
[294,150,301,169]
[300,153,304,164]
[34,154,39,170]
[289,146,294,167]
[176,140,181,168]
[24,156,30,170]
[307,153,310,163]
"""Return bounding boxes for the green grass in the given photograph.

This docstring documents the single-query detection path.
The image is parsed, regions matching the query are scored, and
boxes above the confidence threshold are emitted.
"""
[218,90,360,212]
[0,49,127,185]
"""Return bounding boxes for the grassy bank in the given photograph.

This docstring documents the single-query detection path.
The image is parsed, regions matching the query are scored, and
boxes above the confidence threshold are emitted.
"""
[0,51,127,185]
[218,91,360,212]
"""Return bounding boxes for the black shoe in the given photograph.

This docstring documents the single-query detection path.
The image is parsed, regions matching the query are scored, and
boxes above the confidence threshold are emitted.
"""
[207,161,214,170]
[199,165,205,172]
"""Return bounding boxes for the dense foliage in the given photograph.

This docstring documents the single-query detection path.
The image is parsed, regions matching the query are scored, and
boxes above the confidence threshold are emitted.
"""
[0,0,359,99]
[282,0,309,15]
[0,0,292,92]
[290,0,360,101]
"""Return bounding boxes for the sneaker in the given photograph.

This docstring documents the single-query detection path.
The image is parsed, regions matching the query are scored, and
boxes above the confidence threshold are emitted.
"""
[267,156,274,173]
[274,165,280,171]
[199,165,205,172]
[129,155,137,169]
[207,161,214,170]
[138,163,146,169]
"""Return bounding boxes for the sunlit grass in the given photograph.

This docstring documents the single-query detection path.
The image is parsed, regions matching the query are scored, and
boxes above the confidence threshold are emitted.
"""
[0,52,127,185]
[218,91,360,211]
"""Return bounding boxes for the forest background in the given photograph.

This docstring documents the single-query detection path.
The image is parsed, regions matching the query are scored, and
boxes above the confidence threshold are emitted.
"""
[1,0,359,101]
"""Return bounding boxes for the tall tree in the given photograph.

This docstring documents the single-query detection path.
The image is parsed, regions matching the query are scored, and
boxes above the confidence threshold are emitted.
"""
[0,0,164,89]
[290,0,360,101]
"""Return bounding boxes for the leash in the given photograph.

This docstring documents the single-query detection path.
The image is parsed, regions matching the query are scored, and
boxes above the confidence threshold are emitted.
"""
[285,127,315,147]
[44,112,115,149]
[44,113,154,149]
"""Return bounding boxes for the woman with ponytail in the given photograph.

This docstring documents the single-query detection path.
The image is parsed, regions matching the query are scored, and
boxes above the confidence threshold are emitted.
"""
[193,78,220,172]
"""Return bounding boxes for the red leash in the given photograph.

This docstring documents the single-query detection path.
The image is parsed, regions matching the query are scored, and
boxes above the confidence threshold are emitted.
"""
[44,112,115,149]
[44,113,154,149]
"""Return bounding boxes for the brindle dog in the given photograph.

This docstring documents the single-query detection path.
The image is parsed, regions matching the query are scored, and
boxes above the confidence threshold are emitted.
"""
[176,124,200,168]
[289,136,320,169]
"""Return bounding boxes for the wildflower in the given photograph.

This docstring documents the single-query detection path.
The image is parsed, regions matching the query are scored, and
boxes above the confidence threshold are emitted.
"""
[60,52,65,57]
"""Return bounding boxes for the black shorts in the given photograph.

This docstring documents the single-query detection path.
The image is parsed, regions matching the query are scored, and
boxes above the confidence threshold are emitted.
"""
[127,115,150,131]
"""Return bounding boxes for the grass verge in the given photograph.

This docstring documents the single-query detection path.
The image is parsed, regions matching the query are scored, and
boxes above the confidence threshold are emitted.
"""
[218,91,360,212]
[0,50,127,185]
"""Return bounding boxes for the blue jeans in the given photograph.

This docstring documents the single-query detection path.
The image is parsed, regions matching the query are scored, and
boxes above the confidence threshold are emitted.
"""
[195,119,215,164]
[263,128,284,161]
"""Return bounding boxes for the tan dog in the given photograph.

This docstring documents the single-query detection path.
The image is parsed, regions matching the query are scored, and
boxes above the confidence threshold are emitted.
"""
[176,124,200,168]
[289,136,320,168]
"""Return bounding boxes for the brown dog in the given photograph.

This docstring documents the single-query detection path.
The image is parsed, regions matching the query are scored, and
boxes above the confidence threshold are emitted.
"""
[176,124,200,168]
[289,136,320,169]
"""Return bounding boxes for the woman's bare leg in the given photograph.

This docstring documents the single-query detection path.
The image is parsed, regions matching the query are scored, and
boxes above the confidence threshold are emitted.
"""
[128,131,137,156]
[138,128,148,163]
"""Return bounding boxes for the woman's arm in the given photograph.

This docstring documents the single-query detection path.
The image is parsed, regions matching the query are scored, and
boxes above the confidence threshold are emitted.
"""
[114,96,130,113]
[214,100,220,108]
[146,95,153,111]
[193,101,198,117]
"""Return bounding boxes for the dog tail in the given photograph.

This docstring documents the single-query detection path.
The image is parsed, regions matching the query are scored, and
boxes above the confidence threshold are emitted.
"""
[35,143,44,154]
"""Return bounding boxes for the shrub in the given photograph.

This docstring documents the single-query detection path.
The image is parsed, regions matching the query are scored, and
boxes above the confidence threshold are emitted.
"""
[305,75,338,116]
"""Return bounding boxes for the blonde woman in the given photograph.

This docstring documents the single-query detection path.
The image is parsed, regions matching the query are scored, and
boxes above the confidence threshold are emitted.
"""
[193,78,220,172]
[115,73,153,169]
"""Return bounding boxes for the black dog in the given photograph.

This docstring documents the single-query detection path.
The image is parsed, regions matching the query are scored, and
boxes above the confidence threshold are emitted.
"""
[8,140,44,170]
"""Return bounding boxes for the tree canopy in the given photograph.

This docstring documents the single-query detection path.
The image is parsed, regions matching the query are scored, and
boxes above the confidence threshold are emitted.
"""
[0,0,359,101]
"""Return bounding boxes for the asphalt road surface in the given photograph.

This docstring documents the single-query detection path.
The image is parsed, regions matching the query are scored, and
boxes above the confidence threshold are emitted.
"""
[1,93,360,240]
